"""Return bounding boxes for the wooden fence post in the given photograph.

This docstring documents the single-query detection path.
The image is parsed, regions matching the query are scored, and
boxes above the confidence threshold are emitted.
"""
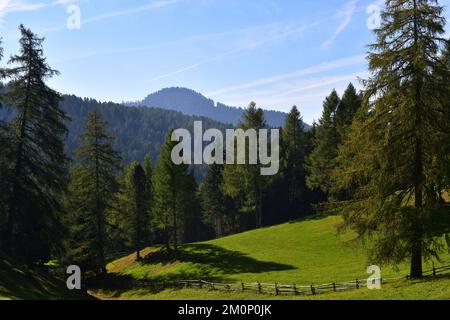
[275,283,279,296]
[332,282,336,292]
[241,281,245,292]
[356,279,360,289]
[257,282,262,294]
[293,284,297,296]
[310,284,316,296]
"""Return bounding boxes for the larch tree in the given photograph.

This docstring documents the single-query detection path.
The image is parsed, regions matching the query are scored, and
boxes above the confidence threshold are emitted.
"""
[333,0,450,278]
[1,25,69,263]
[64,110,121,274]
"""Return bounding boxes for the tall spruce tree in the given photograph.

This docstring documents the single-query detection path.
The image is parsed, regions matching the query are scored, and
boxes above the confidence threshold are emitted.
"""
[200,164,227,238]
[116,161,151,260]
[1,26,69,262]
[152,130,194,253]
[222,102,267,229]
[279,106,309,216]
[306,90,340,195]
[336,83,363,139]
[142,155,154,240]
[64,110,121,274]
[333,0,450,278]
[0,38,7,229]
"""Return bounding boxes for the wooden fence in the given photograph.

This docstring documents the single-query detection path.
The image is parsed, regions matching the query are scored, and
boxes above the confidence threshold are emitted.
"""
[132,261,450,297]
[418,261,450,278]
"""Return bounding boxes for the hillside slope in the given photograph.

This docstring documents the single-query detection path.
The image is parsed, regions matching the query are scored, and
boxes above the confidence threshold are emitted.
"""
[0,256,92,300]
[95,216,450,300]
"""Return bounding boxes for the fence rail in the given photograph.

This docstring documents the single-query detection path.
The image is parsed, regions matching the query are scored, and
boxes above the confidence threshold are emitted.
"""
[130,261,450,297]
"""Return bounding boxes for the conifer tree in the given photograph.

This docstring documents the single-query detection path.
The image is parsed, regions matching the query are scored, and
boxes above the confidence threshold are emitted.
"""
[333,0,450,278]
[222,102,267,229]
[200,164,227,238]
[152,130,193,253]
[336,83,362,138]
[306,90,340,195]
[143,155,154,206]
[280,106,308,215]
[1,26,69,262]
[142,155,154,238]
[64,110,121,274]
[116,161,151,260]
[0,38,7,227]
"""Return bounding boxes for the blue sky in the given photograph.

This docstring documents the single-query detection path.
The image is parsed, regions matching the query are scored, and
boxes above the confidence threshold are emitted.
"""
[1,0,449,123]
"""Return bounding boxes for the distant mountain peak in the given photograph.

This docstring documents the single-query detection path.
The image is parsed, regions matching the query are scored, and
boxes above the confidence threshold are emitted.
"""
[126,87,288,127]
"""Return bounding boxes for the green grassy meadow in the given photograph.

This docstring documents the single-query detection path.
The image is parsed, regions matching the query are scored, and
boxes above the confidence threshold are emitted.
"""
[92,215,450,300]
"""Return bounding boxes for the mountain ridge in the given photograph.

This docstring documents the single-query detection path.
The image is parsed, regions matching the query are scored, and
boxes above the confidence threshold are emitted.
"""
[126,87,299,128]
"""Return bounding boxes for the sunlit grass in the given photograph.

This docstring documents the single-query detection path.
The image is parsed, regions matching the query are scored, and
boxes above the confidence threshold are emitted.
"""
[99,215,450,300]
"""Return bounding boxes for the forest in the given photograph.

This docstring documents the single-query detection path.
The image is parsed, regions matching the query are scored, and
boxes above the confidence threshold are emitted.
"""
[0,0,449,287]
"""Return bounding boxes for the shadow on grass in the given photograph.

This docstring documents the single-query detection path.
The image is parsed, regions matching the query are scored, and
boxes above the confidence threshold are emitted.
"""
[0,257,95,300]
[142,243,296,278]
[90,244,297,295]
[285,212,334,224]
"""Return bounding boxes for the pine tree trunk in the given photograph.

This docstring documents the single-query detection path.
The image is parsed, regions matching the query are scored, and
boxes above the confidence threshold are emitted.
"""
[172,183,177,253]
[409,0,423,280]
[94,115,106,274]
[136,190,141,261]
[410,240,423,279]
[216,215,223,238]
[410,142,424,279]
[255,178,262,229]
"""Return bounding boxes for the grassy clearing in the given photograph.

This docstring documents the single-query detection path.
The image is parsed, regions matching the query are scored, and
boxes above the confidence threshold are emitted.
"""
[95,215,450,300]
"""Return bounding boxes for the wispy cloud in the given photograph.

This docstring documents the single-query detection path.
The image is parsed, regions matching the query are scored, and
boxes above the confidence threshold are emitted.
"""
[148,19,325,83]
[0,0,9,23]
[1,0,77,13]
[2,0,46,13]
[220,71,367,111]
[0,0,79,31]
[322,0,358,49]
[206,54,365,97]
[82,0,179,25]
[37,0,181,34]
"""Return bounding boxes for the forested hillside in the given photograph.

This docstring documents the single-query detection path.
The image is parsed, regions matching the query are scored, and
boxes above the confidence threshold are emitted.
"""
[61,95,229,165]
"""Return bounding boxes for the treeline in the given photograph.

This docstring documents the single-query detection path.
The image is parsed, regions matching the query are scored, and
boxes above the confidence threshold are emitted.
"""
[0,92,229,180]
